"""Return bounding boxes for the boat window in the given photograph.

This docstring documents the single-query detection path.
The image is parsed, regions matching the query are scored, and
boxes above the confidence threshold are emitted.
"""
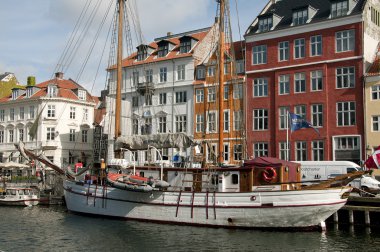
[19,190,24,195]
[10,190,16,195]
[211,174,219,185]
[346,167,358,173]
[231,174,239,184]
[140,172,144,177]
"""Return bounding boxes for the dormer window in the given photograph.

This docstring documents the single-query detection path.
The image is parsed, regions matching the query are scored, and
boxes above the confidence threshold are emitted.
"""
[12,89,19,100]
[47,85,57,97]
[292,8,308,25]
[331,0,348,18]
[180,39,191,54]
[157,43,169,57]
[137,45,148,61]
[258,16,273,32]
[26,87,33,98]
[78,90,86,101]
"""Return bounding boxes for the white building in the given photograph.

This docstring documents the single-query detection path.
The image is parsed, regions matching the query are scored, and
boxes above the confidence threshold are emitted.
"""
[0,72,97,168]
[106,26,217,164]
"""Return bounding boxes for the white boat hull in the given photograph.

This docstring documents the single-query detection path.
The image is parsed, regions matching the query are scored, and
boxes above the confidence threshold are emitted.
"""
[64,180,349,229]
[0,195,39,207]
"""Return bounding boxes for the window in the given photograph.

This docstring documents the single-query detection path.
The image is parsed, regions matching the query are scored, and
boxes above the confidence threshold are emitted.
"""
[258,16,273,32]
[224,85,229,100]
[83,108,89,121]
[231,174,239,184]
[47,85,57,97]
[233,144,243,161]
[223,144,229,162]
[253,45,267,64]
[137,46,148,61]
[336,30,354,52]
[9,129,14,143]
[175,115,187,133]
[373,116,380,131]
[372,85,380,100]
[294,38,305,59]
[335,136,359,150]
[46,127,55,141]
[293,8,308,25]
[132,96,139,107]
[70,129,75,142]
[10,108,14,121]
[253,109,268,130]
[47,105,55,118]
[253,78,268,97]
[145,94,152,106]
[196,114,204,133]
[371,6,380,27]
[233,110,242,131]
[177,65,185,81]
[223,110,230,131]
[157,43,169,57]
[159,67,167,82]
[82,130,88,143]
[336,67,355,88]
[208,87,216,102]
[311,70,323,91]
[294,73,306,93]
[279,75,290,95]
[207,144,217,162]
[0,110,4,122]
[70,107,76,119]
[207,112,217,132]
[224,63,230,75]
[233,84,243,99]
[19,128,24,141]
[0,130,4,143]
[197,67,205,79]
[279,142,289,160]
[132,119,138,134]
[158,116,167,133]
[310,35,322,56]
[29,106,35,119]
[19,107,24,120]
[180,39,191,54]
[195,89,204,103]
[159,93,167,105]
[236,60,245,74]
[278,41,289,61]
[132,71,139,86]
[254,142,268,157]
[294,105,306,119]
[175,91,187,103]
[26,87,33,98]
[337,101,356,126]
[207,66,216,77]
[78,90,86,101]
[312,141,324,161]
[145,69,153,83]
[295,141,307,161]
[311,104,323,127]
[331,0,348,18]
[279,107,289,130]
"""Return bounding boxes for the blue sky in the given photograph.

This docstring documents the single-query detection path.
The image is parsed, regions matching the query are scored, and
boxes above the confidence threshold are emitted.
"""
[0,0,266,96]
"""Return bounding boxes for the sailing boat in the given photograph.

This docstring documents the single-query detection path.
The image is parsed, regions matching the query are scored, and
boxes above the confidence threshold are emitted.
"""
[63,0,355,229]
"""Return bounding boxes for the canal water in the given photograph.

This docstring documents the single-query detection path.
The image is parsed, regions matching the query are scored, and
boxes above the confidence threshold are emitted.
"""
[1,206,380,252]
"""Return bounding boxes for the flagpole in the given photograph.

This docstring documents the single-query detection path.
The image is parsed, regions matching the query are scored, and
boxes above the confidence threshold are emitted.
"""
[286,110,289,161]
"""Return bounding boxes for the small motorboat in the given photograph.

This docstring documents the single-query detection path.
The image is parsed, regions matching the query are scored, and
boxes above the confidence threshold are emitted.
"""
[0,187,39,206]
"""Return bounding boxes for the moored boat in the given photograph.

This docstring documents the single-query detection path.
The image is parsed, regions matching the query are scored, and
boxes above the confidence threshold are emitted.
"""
[0,187,39,207]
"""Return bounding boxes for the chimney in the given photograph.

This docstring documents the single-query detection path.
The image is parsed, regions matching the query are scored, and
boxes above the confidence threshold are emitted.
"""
[55,72,64,79]
[167,32,172,36]
[27,76,36,86]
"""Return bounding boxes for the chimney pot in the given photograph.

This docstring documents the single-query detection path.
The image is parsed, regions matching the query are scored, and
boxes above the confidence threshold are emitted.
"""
[55,72,64,79]
[167,32,172,36]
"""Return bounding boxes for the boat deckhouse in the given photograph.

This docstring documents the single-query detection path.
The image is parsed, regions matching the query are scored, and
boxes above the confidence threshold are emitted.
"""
[0,72,97,168]
[244,0,380,163]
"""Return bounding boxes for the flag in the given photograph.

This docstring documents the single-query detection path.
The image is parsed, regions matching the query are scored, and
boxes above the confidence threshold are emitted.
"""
[289,112,320,135]
[365,146,380,169]
[29,106,45,140]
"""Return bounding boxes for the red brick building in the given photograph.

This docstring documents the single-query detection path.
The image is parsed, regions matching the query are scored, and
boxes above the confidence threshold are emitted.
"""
[244,0,380,163]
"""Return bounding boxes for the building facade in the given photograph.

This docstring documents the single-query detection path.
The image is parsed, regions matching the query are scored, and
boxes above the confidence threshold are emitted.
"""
[0,72,96,168]
[244,0,380,163]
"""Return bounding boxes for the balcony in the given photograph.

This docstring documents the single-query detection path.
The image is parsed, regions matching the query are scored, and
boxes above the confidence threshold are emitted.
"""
[41,140,59,150]
[136,82,155,96]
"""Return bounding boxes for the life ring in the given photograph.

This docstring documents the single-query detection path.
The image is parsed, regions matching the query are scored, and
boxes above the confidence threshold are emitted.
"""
[262,167,277,183]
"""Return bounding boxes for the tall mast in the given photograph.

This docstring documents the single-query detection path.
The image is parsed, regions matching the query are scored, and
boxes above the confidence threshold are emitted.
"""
[115,0,124,140]
[218,0,225,164]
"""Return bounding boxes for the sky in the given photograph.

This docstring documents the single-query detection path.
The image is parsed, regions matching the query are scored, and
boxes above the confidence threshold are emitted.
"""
[0,0,266,96]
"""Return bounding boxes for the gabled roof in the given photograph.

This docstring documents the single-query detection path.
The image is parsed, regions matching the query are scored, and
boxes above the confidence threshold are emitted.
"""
[245,0,366,36]
[367,45,380,77]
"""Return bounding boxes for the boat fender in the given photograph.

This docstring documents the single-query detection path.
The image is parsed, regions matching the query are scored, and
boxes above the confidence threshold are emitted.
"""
[262,167,277,183]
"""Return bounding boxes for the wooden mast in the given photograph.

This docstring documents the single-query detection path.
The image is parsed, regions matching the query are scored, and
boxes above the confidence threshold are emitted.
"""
[114,0,124,157]
[218,0,225,164]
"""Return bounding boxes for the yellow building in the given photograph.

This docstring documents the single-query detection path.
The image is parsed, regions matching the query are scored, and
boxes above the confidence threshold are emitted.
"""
[365,46,380,156]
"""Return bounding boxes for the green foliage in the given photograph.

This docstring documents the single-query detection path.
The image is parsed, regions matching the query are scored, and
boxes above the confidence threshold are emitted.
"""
[0,77,22,98]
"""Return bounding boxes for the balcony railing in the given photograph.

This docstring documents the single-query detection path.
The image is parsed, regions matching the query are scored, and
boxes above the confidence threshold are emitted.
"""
[136,82,155,96]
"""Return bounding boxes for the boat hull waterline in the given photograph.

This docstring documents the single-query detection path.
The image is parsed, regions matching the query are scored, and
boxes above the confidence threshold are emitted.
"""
[64,180,350,228]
